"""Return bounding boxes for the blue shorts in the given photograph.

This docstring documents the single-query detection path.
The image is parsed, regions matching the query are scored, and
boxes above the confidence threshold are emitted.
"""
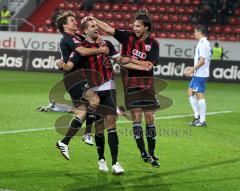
[189,76,208,93]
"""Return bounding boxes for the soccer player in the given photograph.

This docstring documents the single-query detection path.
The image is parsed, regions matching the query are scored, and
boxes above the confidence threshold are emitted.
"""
[184,25,212,127]
[89,10,161,167]
[61,17,152,174]
[55,11,110,159]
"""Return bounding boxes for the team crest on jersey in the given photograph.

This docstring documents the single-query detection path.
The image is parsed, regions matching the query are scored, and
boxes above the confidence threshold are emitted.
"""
[145,45,151,51]
[72,38,81,43]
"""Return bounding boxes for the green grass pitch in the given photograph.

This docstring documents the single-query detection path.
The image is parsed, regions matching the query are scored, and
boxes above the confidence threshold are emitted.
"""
[0,70,239,191]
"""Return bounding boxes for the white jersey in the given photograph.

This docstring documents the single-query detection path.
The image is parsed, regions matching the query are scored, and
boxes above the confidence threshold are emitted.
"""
[194,37,212,77]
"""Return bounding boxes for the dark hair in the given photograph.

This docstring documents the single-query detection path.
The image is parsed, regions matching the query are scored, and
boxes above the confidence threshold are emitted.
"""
[55,11,75,34]
[80,17,93,33]
[195,25,208,36]
[134,9,152,32]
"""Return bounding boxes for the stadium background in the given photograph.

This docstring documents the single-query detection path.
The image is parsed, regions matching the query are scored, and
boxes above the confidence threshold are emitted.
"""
[0,0,240,191]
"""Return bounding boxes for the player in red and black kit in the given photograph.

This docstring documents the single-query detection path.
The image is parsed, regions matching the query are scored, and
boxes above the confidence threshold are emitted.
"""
[55,12,110,160]
[91,10,160,167]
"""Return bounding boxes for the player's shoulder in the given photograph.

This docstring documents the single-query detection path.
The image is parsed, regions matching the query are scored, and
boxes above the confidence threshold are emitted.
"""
[149,35,159,47]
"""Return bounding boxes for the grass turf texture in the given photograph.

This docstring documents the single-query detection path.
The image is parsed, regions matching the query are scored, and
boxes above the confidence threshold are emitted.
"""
[0,70,239,191]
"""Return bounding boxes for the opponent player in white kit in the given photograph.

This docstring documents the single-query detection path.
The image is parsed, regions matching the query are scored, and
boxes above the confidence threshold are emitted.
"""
[184,25,212,127]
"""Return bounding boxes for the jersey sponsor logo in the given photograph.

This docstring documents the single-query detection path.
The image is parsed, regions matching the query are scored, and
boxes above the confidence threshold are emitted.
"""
[145,45,151,51]
[132,49,147,59]
[213,66,240,80]
[0,53,23,68]
[31,56,61,69]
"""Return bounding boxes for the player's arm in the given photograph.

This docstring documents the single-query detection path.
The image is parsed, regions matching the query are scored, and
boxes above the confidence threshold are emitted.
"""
[114,56,152,71]
[185,43,208,76]
[184,57,205,77]
[90,17,115,35]
[65,35,109,56]
[75,45,109,56]
[57,60,74,72]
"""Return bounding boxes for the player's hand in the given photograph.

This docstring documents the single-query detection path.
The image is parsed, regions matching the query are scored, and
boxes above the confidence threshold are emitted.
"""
[100,46,109,55]
[57,60,64,70]
[142,61,153,70]
[119,57,131,65]
[81,16,92,24]
[184,66,194,77]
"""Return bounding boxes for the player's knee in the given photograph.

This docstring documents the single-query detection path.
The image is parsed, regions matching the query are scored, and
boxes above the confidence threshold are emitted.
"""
[91,95,100,106]
[131,110,142,122]
[145,115,154,124]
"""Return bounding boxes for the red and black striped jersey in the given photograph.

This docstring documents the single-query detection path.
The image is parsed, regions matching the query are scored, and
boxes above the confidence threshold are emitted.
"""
[69,39,118,88]
[114,29,159,88]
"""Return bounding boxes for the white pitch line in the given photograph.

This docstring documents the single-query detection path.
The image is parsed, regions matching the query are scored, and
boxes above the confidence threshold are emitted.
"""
[0,110,232,135]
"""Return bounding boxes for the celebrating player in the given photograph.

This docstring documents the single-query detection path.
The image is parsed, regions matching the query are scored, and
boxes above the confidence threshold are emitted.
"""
[55,11,110,159]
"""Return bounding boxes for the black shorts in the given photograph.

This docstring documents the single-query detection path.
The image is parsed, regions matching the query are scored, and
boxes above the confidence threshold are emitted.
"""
[125,87,160,110]
[68,80,89,108]
[96,89,117,116]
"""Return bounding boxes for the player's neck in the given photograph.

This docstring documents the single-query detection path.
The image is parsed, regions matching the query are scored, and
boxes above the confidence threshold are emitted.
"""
[65,29,75,35]
[138,32,148,41]
[85,36,96,43]
[198,36,205,41]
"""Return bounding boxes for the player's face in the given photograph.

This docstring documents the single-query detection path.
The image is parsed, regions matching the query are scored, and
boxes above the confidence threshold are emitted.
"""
[64,16,78,32]
[85,20,99,40]
[194,29,201,40]
[133,20,147,38]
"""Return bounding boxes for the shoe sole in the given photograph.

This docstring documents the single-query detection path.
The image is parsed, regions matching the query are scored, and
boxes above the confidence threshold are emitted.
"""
[84,142,94,146]
[56,143,69,160]
[152,165,160,168]
[82,139,94,146]
[112,171,124,175]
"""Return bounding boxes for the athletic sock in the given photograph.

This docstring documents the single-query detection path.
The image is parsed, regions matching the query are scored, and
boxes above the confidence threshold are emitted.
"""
[62,117,82,145]
[133,122,146,155]
[85,113,94,134]
[146,124,156,157]
[107,128,119,165]
[95,133,105,160]
[189,96,199,118]
[198,99,206,123]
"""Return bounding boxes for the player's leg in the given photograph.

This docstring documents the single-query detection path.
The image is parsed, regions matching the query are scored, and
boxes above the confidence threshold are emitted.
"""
[101,90,124,174]
[188,77,200,125]
[144,110,160,168]
[194,77,207,127]
[82,89,100,145]
[56,104,87,160]
[105,114,124,174]
[131,108,149,160]
[94,118,108,172]
[56,81,88,160]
